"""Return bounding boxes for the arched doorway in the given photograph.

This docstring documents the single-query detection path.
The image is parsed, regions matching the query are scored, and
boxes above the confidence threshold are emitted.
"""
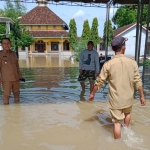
[35,40,46,52]
[51,42,59,51]
[63,40,69,51]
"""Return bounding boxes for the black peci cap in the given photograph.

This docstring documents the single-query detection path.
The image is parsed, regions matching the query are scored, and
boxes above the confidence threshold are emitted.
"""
[111,36,128,48]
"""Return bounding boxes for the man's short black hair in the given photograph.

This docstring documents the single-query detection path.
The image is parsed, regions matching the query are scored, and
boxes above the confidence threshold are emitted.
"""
[112,46,121,52]
[112,43,125,52]
[1,38,11,43]
[87,41,94,45]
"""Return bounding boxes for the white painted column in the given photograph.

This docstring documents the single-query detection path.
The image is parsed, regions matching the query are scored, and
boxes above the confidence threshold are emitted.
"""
[46,42,48,53]
[97,44,100,52]
[26,56,29,68]
[49,43,51,52]
[62,41,63,51]
[25,47,29,57]
[59,43,61,56]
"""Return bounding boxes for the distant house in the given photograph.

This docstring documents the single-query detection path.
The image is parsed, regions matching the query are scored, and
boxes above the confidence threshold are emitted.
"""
[19,0,69,53]
[114,23,150,56]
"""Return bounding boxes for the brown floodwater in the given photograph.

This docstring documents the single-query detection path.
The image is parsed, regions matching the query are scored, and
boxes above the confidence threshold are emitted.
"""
[0,55,150,150]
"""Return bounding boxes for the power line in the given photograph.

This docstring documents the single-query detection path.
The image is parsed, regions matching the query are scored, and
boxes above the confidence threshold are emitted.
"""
[0,0,120,8]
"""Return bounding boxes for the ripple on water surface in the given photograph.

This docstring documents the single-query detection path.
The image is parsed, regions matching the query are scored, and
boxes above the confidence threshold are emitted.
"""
[0,66,150,150]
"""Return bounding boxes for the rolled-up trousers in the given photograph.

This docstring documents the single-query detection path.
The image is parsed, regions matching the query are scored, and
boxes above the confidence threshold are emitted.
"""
[2,81,20,104]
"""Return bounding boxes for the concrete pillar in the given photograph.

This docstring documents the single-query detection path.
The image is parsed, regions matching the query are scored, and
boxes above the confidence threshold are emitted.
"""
[59,43,61,56]
[32,44,35,52]
[49,43,51,52]
[62,42,63,51]
[59,54,61,67]
[30,44,35,53]
[26,56,29,68]
[97,44,100,52]
[46,42,48,53]
[30,45,32,53]
[25,47,29,57]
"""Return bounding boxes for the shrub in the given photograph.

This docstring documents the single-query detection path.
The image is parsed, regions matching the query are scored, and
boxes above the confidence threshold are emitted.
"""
[72,41,87,61]
[139,60,150,66]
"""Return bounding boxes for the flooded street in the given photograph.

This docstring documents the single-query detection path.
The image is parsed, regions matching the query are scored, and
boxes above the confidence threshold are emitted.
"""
[0,55,150,150]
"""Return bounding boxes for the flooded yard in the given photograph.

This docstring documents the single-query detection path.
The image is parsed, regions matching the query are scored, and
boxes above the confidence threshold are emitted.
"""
[0,55,150,150]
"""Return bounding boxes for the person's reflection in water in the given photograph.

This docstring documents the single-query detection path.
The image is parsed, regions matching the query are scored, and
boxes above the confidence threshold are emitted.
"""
[79,89,86,101]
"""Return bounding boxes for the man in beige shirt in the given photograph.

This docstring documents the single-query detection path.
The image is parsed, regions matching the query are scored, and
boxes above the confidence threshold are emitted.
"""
[88,36,146,139]
[0,38,23,105]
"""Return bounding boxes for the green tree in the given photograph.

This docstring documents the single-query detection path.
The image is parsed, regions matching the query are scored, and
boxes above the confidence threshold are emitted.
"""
[0,24,6,41]
[18,27,35,47]
[4,0,26,21]
[139,60,150,66]
[0,0,26,40]
[0,1,34,57]
[80,20,91,43]
[0,9,4,16]
[91,17,100,46]
[112,5,148,28]
[11,20,35,50]
[0,8,7,41]
[73,40,87,61]
[103,20,113,46]
[68,19,78,49]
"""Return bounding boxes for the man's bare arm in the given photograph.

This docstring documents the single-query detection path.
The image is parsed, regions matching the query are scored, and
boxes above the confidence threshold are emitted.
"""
[88,85,98,101]
[138,86,146,106]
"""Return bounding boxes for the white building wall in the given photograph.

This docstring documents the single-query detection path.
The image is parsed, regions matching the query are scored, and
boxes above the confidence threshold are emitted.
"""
[98,50,115,56]
[0,43,2,50]
[148,33,150,42]
[120,26,146,56]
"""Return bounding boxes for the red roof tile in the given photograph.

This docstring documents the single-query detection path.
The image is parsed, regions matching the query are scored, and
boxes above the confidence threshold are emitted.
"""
[20,6,67,26]
[30,31,68,37]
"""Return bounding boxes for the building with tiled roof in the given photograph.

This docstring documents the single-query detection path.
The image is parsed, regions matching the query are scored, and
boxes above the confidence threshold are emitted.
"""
[20,0,69,53]
[114,23,136,37]
[113,23,150,56]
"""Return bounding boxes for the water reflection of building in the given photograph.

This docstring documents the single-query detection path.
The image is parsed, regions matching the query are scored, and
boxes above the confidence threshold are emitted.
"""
[19,0,70,53]
[21,66,78,89]
[33,68,63,89]
[19,55,79,68]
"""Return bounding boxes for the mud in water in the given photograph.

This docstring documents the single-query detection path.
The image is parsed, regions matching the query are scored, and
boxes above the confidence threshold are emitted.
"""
[0,55,150,150]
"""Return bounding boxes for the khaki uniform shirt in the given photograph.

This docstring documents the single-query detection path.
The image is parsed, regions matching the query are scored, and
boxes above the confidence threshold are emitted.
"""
[0,50,22,82]
[95,54,142,109]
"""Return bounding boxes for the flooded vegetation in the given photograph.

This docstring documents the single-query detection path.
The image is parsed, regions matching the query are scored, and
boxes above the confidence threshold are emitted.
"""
[0,55,150,150]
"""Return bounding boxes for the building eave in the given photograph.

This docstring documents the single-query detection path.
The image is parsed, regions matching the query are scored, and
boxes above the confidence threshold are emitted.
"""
[115,23,148,37]
[115,23,136,37]
[20,24,67,26]
[33,37,68,38]
[0,17,14,24]
[20,23,69,30]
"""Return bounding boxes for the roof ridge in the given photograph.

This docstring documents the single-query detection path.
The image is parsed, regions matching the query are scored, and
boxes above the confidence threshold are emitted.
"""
[46,6,66,24]
[43,6,67,25]
[114,23,137,37]
[114,22,148,37]
[21,5,39,19]
[117,22,136,29]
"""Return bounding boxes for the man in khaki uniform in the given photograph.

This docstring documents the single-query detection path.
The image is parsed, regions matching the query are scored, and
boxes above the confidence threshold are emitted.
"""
[88,36,146,139]
[0,38,23,105]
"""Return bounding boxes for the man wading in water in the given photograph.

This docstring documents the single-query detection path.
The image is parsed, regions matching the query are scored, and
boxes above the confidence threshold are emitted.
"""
[88,36,146,139]
[78,41,100,94]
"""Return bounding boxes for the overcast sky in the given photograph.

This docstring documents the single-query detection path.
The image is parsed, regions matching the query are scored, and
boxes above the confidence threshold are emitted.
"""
[0,2,117,37]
